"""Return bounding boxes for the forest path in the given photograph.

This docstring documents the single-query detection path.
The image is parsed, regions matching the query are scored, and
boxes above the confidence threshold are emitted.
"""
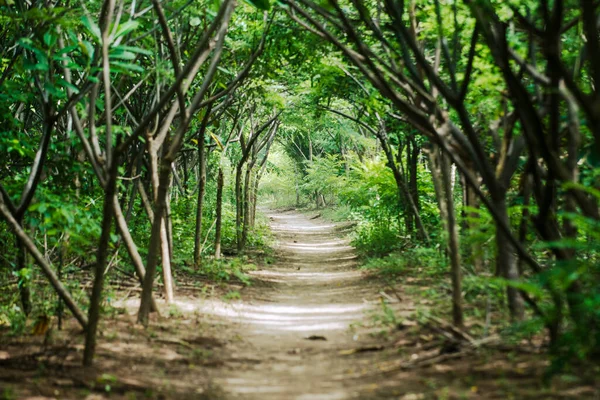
[200,209,387,399]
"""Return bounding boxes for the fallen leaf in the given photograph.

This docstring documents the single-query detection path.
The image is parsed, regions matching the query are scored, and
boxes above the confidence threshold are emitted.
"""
[305,335,327,341]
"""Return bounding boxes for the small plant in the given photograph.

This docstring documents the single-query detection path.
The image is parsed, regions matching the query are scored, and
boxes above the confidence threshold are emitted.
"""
[199,257,255,285]
[361,253,406,278]
[2,387,16,400]
[0,304,27,336]
[223,290,241,301]
[168,305,183,318]
[191,348,213,360]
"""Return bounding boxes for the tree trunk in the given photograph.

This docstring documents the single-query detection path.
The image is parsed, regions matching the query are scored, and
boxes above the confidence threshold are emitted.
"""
[405,138,414,234]
[465,178,484,273]
[409,137,421,240]
[83,160,119,366]
[194,137,207,266]
[241,164,253,250]
[214,167,224,259]
[138,158,172,326]
[250,169,262,227]
[493,196,525,321]
[166,179,174,260]
[160,216,174,304]
[235,163,244,252]
[441,154,463,327]
[112,195,158,312]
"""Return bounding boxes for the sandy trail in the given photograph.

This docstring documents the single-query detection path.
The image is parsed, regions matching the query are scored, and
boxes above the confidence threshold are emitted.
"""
[200,209,382,399]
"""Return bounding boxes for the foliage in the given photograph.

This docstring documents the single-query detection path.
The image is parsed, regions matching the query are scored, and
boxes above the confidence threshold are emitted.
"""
[198,257,257,286]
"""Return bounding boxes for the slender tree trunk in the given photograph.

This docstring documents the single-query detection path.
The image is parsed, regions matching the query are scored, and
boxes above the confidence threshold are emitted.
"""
[83,160,119,366]
[166,179,174,260]
[409,137,421,239]
[160,217,174,304]
[235,163,244,252]
[250,170,261,227]
[405,138,414,234]
[137,180,155,221]
[465,177,484,273]
[194,137,207,266]
[138,159,172,326]
[493,195,524,321]
[214,167,224,259]
[112,195,158,312]
[241,164,253,249]
[441,154,463,327]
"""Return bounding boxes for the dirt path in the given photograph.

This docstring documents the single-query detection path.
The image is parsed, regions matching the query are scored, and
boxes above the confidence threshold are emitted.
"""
[198,209,385,399]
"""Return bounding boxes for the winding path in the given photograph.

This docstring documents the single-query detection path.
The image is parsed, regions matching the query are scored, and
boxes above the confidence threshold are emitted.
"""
[202,209,382,399]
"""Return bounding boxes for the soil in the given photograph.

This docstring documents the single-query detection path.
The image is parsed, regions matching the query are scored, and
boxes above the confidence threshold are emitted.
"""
[1,209,598,399]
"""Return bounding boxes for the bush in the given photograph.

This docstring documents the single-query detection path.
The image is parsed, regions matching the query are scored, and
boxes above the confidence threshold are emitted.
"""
[361,247,447,278]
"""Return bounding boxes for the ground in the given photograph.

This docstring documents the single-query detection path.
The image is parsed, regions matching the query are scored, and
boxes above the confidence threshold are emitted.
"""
[0,209,598,399]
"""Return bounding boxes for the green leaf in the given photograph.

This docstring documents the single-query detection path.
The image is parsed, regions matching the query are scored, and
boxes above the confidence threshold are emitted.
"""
[56,78,80,94]
[110,61,143,73]
[244,0,270,10]
[110,49,137,60]
[44,81,65,99]
[81,16,101,42]
[113,45,152,56]
[43,30,57,47]
[114,20,140,39]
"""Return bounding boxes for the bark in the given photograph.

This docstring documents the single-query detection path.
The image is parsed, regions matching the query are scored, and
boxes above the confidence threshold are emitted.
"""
[214,167,224,259]
[166,181,174,260]
[112,195,159,312]
[160,216,174,304]
[83,160,118,366]
[427,147,448,235]
[465,178,484,273]
[194,106,212,265]
[194,142,207,265]
[138,159,172,326]
[427,146,463,326]
[493,196,525,321]
[241,164,253,249]
[405,138,414,234]
[441,154,463,327]
[235,162,244,251]
[137,180,155,221]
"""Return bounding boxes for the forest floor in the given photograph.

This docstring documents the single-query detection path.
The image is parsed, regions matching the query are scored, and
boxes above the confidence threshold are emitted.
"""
[1,209,598,399]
